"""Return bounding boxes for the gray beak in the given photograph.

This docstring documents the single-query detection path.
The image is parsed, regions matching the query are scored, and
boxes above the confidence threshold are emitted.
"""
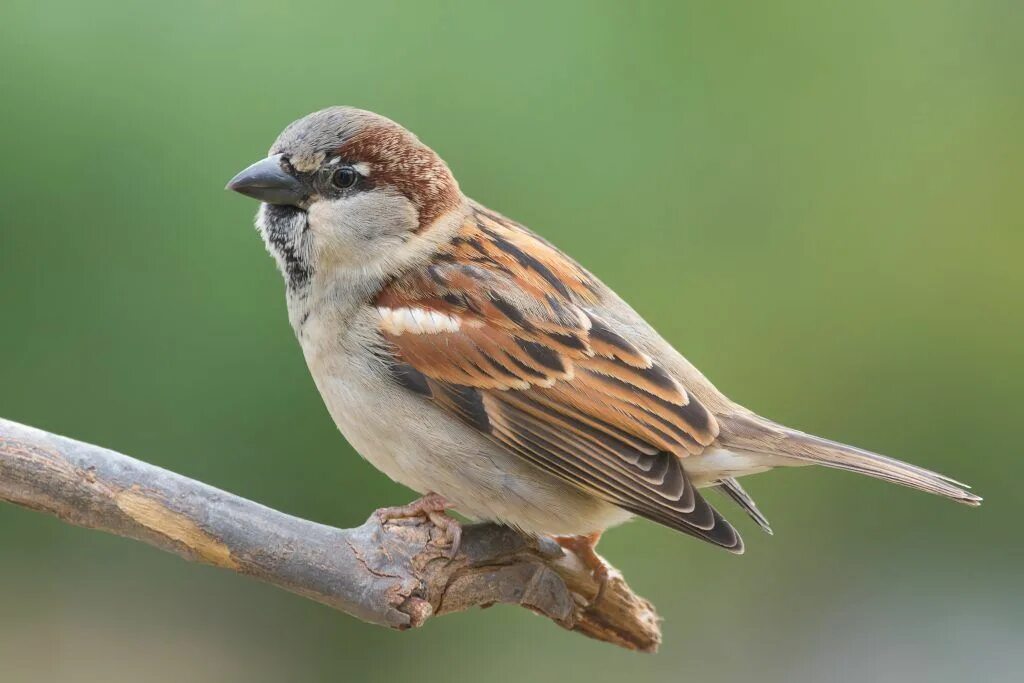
[226,154,307,206]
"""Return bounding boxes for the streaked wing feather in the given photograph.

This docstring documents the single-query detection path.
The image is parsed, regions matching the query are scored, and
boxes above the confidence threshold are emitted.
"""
[376,203,741,552]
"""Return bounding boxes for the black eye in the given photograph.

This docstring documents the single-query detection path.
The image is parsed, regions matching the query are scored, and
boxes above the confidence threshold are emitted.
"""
[331,165,359,189]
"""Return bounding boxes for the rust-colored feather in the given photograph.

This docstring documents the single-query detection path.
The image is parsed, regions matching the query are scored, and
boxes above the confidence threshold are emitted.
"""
[374,203,739,551]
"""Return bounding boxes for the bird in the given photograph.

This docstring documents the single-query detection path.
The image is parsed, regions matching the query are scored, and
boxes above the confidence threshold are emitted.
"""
[226,106,980,577]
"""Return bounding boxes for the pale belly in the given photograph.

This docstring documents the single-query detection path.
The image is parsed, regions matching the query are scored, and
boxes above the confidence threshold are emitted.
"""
[304,338,633,536]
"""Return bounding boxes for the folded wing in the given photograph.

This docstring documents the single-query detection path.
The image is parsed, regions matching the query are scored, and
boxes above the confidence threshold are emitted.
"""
[375,204,743,552]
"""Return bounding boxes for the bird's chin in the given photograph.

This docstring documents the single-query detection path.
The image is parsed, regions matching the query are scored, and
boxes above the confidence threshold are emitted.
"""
[262,202,307,219]
[258,202,308,235]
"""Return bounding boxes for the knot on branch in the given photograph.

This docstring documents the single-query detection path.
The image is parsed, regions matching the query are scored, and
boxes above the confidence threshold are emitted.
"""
[368,515,662,652]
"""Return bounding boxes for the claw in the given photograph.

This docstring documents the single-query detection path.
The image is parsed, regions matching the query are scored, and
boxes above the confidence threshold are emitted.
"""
[553,532,614,604]
[375,493,462,558]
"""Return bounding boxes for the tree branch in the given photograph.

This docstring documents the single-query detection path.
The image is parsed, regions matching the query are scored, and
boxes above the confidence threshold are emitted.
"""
[0,417,660,652]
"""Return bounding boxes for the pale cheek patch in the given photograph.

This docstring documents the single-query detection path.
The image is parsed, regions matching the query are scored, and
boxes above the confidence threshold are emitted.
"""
[378,307,462,335]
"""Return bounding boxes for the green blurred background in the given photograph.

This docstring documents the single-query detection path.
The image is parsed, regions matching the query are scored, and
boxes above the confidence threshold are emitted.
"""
[1,1,1021,681]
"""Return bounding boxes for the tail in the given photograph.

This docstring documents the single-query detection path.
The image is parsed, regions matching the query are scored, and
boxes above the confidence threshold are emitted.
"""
[718,413,982,506]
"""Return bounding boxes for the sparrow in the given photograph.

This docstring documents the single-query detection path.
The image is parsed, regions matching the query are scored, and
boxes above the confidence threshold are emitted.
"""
[226,107,980,573]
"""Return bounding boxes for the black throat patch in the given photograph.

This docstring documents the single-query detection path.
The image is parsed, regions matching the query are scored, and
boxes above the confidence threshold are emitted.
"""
[259,204,312,290]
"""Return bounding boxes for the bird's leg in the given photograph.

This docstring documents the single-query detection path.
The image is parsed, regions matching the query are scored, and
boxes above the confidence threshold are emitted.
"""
[553,531,614,603]
[375,492,462,558]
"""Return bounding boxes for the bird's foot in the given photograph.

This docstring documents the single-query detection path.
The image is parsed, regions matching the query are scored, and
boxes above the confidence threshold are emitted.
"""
[375,493,462,559]
[553,532,615,604]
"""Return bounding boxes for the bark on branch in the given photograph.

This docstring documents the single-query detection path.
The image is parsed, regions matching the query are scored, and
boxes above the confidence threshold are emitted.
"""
[0,417,661,652]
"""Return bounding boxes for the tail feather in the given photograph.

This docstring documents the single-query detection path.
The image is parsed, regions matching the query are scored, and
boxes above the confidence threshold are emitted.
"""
[718,413,982,506]
[714,477,773,535]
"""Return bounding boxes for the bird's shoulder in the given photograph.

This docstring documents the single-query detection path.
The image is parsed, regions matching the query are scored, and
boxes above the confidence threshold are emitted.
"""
[372,201,722,455]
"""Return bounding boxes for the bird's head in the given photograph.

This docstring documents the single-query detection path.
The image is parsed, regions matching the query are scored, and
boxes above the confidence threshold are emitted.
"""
[227,107,462,289]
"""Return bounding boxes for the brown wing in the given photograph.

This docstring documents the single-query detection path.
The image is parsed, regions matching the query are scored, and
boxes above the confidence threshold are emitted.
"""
[376,204,742,552]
